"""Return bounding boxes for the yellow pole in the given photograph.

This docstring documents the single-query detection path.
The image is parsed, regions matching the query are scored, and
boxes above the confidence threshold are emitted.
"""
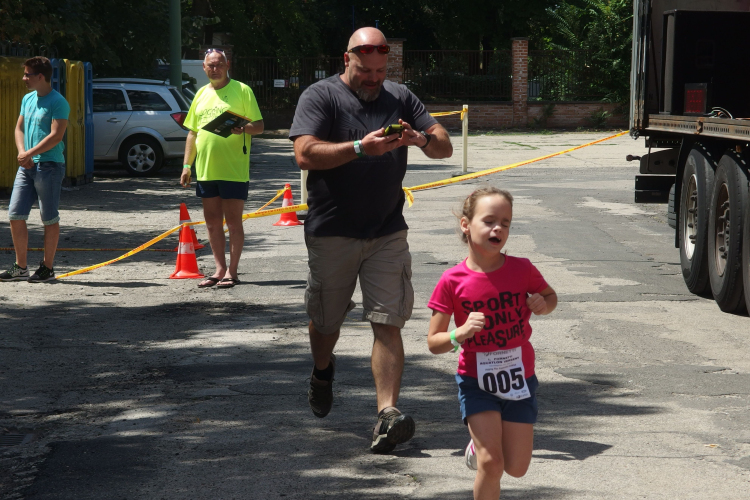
[462,104,468,173]
[301,169,308,204]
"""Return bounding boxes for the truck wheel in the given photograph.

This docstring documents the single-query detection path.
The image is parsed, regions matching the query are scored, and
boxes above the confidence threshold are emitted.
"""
[679,146,715,294]
[708,151,747,313]
[743,168,750,315]
[667,184,676,229]
[119,136,164,177]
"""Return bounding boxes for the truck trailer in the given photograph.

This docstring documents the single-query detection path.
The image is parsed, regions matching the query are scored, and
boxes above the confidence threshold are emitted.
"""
[630,0,750,313]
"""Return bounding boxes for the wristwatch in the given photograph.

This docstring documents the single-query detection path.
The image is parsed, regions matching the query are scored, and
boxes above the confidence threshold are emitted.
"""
[418,130,432,149]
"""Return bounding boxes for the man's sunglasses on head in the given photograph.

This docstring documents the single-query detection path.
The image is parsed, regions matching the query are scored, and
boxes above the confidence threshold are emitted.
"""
[205,48,225,55]
[348,44,391,55]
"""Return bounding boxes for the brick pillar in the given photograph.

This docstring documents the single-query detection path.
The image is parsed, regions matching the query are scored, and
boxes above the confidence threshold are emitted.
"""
[387,38,405,84]
[511,38,529,127]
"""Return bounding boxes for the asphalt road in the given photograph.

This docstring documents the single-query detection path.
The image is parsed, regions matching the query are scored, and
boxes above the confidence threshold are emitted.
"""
[1,131,749,499]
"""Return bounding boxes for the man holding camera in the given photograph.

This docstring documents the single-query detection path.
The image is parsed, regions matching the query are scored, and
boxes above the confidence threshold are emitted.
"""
[289,27,452,453]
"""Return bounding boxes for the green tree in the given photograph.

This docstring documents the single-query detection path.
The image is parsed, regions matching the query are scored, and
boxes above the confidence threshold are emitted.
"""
[1,0,221,76]
[545,0,632,104]
[0,0,100,55]
[209,0,320,57]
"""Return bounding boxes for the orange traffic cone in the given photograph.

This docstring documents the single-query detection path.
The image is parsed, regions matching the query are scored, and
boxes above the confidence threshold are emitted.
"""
[174,203,205,251]
[273,184,303,226]
[169,223,205,279]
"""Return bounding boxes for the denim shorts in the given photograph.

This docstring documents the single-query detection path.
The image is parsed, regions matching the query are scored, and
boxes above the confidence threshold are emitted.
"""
[8,162,66,225]
[196,180,249,201]
[456,373,539,425]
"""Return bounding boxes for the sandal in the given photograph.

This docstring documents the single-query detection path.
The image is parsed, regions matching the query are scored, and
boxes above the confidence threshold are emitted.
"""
[217,277,240,289]
[198,276,221,288]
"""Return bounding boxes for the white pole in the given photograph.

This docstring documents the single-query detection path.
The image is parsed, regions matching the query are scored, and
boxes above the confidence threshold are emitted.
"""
[462,104,468,173]
[300,169,308,205]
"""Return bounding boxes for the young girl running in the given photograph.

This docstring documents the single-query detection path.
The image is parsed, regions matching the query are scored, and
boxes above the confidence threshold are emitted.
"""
[427,187,557,500]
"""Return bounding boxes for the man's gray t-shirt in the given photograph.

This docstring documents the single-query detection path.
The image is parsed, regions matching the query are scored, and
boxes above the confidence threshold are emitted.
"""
[289,75,438,238]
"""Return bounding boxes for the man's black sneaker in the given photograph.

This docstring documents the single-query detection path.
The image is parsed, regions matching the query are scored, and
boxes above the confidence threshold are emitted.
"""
[308,353,335,418]
[0,263,29,281]
[371,406,415,453]
[28,260,55,282]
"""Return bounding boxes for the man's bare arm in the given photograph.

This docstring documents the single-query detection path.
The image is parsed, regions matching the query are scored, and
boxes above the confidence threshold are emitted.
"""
[293,135,358,171]
[15,115,25,154]
[421,123,453,159]
[231,119,265,137]
[244,119,264,135]
[17,118,67,166]
[183,130,197,166]
[397,120,453,159]
[14,115,31,167]
[294,130,401,171]
[180,131,198,187]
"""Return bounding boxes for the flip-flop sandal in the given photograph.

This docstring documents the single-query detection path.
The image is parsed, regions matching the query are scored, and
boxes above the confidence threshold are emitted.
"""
[217,277,240,289]
[198,276,221,288]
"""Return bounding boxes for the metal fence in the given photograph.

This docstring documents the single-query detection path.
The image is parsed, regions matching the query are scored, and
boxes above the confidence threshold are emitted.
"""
[528,50,604,101]
[232,56,343,110]
[232,49,604,109]
[1,40,57,58]
[403,50,512,102]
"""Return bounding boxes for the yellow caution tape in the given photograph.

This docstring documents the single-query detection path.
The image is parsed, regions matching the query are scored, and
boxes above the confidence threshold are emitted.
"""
[223,185,290,233]
[402,130,628,207]
[57,196,308,279]
[255,186,289,212]
[55,130,622,278]
[56,225,183,278]
[240,203,307,222]
[0,247,175,252]
[429,110,463,117]
[429,109,467,120]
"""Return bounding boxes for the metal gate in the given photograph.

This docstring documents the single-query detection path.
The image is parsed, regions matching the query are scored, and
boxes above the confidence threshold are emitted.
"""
[232,56,343,111]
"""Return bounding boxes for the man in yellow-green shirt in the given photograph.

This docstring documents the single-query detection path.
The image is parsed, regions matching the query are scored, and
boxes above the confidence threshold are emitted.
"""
[180,48,264,288]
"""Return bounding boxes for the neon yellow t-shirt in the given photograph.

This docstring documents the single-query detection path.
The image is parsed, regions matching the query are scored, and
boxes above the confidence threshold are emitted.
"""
[184,80,263,182]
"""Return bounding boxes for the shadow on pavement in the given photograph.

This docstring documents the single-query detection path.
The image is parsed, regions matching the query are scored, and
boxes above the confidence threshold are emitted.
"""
[1,293,660,499]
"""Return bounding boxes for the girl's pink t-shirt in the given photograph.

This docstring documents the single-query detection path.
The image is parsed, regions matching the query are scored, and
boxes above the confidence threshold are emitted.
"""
[428,256,549,378]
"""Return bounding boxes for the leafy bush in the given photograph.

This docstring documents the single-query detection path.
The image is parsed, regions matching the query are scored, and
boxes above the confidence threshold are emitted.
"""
[587,108,611,128]
[531,103,556,128]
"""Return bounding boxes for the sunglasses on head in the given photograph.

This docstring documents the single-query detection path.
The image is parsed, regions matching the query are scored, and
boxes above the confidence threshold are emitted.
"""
[204,48,227,61]
[348,44,390,55]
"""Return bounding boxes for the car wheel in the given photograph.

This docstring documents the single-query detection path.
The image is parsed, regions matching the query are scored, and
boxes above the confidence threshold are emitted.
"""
[119,136,164,176]
[679,145,715,294]
[708,151,747,313]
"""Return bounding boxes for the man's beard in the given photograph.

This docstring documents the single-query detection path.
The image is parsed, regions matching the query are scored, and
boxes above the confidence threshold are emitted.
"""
[354,82,382,102]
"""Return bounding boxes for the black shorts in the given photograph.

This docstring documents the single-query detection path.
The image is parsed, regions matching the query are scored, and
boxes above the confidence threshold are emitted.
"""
[196,180,249,201]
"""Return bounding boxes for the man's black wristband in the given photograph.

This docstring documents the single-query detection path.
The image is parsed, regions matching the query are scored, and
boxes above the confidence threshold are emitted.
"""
[418,130,432,149]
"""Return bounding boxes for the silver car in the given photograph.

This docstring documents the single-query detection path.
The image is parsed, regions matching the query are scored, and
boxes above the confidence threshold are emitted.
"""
[92,79,192,176]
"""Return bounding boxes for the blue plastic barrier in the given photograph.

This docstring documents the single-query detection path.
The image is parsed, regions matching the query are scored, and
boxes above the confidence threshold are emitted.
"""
[84,62,94,177]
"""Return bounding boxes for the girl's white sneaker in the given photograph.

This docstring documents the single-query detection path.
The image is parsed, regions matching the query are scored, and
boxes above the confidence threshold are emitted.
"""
[465,439,477,470]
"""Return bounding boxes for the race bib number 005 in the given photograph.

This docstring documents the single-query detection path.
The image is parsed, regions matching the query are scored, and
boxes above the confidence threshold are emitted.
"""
[476,347,530,401]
